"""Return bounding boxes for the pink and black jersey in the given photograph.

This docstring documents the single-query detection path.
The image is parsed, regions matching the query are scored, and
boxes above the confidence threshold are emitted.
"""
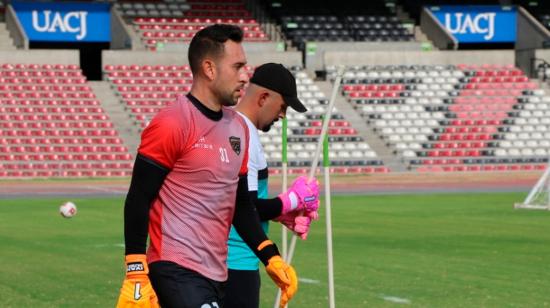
[138,94,249,282]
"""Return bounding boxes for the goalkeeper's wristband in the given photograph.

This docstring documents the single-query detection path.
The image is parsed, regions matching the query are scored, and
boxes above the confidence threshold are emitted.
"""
[125,254,149,276]
[256,240,281,266]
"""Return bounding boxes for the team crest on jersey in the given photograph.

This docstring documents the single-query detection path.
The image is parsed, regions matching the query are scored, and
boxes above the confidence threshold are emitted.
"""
[229,136,241,155]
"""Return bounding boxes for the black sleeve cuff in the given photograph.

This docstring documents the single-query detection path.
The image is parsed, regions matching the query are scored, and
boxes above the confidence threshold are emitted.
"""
[233,175,280,264]
[257,243,281,266]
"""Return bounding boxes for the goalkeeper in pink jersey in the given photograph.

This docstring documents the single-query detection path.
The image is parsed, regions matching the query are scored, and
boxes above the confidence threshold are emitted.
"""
[116,25,308,308]
[224,63,320,308]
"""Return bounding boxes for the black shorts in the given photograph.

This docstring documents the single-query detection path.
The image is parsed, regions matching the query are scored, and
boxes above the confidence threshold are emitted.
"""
[149,261,225,308]
[223,268,261,308]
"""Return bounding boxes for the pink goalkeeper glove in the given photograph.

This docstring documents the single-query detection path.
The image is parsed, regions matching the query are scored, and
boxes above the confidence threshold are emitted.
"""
[275,206,319,240]
[278,176,320,215]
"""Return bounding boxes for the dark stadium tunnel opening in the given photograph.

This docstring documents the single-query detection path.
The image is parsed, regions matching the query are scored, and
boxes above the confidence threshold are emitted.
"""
[29,41,110,81]
[458,42,515,50]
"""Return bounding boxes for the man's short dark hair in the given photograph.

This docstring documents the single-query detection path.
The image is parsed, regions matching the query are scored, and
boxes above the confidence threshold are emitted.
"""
[188,24,244,75]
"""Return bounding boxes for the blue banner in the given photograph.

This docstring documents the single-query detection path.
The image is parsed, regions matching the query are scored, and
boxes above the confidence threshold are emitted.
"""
[12,1,111,42]
[429,5,516,43]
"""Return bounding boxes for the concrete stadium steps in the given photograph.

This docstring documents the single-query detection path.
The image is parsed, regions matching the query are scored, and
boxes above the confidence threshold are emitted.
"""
[89,81,140,155]
[0,23,16,50]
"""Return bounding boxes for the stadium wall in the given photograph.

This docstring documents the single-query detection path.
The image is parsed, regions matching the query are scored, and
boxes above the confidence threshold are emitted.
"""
[103,49,302,67]
[110,7,134,50]
[0,49,79,64]
[515,6,550,77]
[324,50,514,67]
[161,42,286,54]
[305,42,425,72]
[534,49,550,64]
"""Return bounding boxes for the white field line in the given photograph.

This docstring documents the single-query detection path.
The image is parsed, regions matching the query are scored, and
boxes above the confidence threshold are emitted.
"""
[93,243,125,248]
[299,277,320,284]
[84,185,127,194]
[380,295,411,304]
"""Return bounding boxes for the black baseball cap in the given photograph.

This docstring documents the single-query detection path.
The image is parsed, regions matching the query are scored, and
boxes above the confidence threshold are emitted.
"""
[249,63,307,113]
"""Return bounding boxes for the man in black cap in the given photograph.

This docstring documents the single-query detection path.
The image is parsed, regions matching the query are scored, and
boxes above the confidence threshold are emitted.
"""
[224,63,320,308]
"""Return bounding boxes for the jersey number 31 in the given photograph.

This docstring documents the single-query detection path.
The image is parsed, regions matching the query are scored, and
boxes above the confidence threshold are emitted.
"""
[219,147,230,163]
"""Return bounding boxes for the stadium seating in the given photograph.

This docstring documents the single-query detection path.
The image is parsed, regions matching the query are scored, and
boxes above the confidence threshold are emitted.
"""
[329,64,549,172]
[104,64,388,174]
[133,17,269,50]
[280,14,414,49]
[115,1,192,18]
[0,63,133,178]
[115,0,270,50]
[268,0,413,49]
[116,0,250,19]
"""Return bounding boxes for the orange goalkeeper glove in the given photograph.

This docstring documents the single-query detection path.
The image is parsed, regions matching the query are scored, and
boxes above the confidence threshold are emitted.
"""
[116,254,159,308]
[265,255,298,308]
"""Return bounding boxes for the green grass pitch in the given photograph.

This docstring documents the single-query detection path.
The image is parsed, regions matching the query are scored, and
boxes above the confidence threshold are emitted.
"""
[1,192,550,307]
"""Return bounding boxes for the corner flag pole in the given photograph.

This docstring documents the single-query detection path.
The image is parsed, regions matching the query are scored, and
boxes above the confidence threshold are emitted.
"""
[273,113,290,308]
[274,66,345,308]
[323,126,336,308]
[281,118,289,258]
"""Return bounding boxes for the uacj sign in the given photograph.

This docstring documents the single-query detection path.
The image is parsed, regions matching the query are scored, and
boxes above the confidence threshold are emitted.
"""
[12,1,111,42]
[32,10,89,41]
[429,6,516,43]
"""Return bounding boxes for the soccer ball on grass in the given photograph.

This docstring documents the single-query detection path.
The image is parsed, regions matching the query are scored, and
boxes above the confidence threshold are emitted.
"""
[59,201,77,218]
